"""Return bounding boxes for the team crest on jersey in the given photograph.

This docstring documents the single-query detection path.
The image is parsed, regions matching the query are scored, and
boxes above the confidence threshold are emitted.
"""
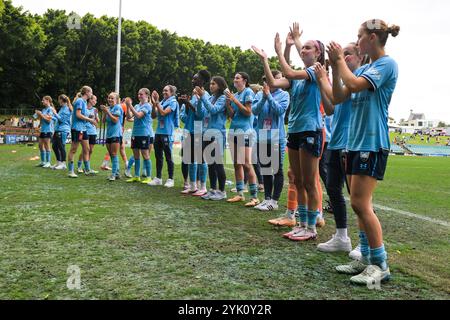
[360,152,370,163]
[367,67,381,81]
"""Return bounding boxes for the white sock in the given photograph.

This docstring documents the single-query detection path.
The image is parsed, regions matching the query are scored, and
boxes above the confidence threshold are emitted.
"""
[190,181,196,190]
[336,228,348,240]
[201,182,206,190]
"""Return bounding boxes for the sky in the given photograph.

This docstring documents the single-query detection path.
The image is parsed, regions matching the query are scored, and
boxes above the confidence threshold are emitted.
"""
[11,0,450,123]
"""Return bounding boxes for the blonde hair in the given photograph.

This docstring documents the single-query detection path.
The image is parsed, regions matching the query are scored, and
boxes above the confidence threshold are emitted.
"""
[139,88,151,102]
[72,92,82,105]
[361,19,400,47]
[59,94,73,111]
[109,92,120,104]
[43,96,54,108]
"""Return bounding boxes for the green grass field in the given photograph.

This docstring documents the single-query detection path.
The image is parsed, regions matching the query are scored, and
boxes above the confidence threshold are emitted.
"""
[0,144,449,300]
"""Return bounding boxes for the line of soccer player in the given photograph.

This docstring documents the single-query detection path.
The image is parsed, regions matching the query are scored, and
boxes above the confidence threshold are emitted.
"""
[34,19,399,286]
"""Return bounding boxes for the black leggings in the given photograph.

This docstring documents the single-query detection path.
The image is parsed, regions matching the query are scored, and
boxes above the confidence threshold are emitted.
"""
[154,134,174,179]
[52,132,67,162]
[319,142,330,186]
[203,138,226,192]
[326,150,348,229]
[258,142,284,201]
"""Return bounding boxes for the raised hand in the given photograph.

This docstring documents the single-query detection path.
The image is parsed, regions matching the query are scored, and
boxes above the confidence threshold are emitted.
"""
[194,86,205,97]
[274,33,282,55]
[286,32,295,47]
[290,22,303,41]
[326,41,344,64]
[151,91,160,104]
[313,62,327,81]
[251,46,268,60]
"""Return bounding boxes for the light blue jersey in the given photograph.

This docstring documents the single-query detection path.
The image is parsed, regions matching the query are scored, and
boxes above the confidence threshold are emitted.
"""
[54,105,72,133]
[40,107,55,134]
[72,98,87,132]
[156,96,179,138]
[229,87,255,133]
[106,104,124,138]
[181,94,209,134]
[85,107,98,136]
[324,115,333,143]
[252,89,290,143]
[288,66,323,134]
[347,56,398,152]
[132,102,153,137]
[328,99,351,151]
[199,94,227,135]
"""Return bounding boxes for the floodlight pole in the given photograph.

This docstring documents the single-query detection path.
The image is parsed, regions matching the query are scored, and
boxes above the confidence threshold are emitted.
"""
[115,0,122,94]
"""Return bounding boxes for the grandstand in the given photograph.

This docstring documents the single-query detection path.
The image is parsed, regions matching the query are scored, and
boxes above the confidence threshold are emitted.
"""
[390,144,406,154]
[406,144,450,156]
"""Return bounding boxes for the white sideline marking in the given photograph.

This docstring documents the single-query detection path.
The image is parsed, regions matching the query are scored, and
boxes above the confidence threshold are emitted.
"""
[224,166,450,228]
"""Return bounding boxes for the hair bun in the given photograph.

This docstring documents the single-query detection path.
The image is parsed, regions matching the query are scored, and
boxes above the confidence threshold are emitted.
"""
[388,25,400,37]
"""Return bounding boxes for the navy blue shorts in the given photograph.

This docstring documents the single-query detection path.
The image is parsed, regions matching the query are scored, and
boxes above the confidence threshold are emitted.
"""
[88,135,97,145]
[346,149,389,181]
[39,132,52,139]
[131,136,153,150]
[71,130,88,142]
[287,130,323,158]
[230,134,252,148]
[106,137,123,144]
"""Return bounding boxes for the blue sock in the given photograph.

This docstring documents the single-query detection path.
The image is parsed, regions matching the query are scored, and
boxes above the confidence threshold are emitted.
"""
[83,160,91,172]
[307,209,319,229]
[45,151,51,163]
[68,161,74,173]
[144,159,151,178]
[77,160,83,169]
[40,151,45,163]
[298,204,308,226]
[189,163,198,183]
[134,158,141,177]
[359,231,370,264]
[112,155,119,176]
[249,183,258,198]
[128,156,135,171]
[370,245,388,271]
[199,163,208,184]
[236,180,245,196]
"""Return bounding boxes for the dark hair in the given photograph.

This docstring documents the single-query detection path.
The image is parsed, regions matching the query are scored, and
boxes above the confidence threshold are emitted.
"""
[237,72,250,88]
[262,69,282,83]
[211,76,228,100]
[361,19,400,47]
[197,70,211,84]
[316,40,325,65]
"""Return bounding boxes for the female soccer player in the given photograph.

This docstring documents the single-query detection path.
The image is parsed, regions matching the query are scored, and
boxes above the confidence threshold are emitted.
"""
[52,95,73,170]
[253,23,330,241]
[196,76,229,201]
[101,92,124,181]
[35,96,56,168]
[148,85,179,187]
[77,95,99,174]
[180,70,211,196]
[226,72,260,207]
[314,43,364,255]
[126,88,155,184]
[327,20,400,285]
[252,71,290,211]
[67,86,97,178]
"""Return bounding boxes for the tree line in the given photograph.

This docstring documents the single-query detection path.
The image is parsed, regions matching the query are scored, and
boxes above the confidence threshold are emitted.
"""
[0,0,279,111]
